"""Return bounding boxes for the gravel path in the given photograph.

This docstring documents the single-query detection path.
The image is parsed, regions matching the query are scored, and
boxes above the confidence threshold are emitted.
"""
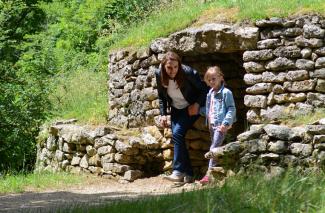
[0,176,201,213]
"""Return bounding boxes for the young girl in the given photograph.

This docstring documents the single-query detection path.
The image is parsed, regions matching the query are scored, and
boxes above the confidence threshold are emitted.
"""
[199,66,236,184]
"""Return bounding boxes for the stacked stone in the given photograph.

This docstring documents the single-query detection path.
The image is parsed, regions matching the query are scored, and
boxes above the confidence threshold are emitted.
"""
[108,48,162,128]
[243,16,325,124]
[207,118,325,176]
[36,124,166,182]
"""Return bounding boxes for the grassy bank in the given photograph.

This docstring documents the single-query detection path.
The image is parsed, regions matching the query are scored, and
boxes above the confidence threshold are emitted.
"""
[0,172,85,194]
[66,170,325,213]
[47,0,325,124]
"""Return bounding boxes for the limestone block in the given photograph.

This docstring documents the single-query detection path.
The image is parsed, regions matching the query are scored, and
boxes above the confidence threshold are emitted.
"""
[89,154,101,166]
[262,71,286,83]
[163,161,172,171]
[123,170,143,182]
[102,163,131,174]
[55,150,64,162]
[283,79,316,92]
[284,28,303,37]
[46,136,57,151]
[316,79,325,92]
[114,153,134,164]
[246,83,273,94]
[243,61,265,73]
[62,143,76,154]
[260,28,284,39]
[295,59,314,70]
[243,49,273,61]
[240,153,258,164]
[136,48,151,59]
[243,73,262,85]
[243,139,267,153]
[150,38,169,53]
[265,57,295,71]
[163,149,173,160]
[257,39,281,49]
[306,125,325,135]
[290,143,313,157]
[260,153,280,161]
[94,134,116,149]
[244,95,267,108]
[301,48,312,58]
[313,135,325,144]
[101,153,114,164]
[141,133,160,149]
[268,141,288,153]
[115,50,129,61]
[272,84,285,94]
[237,128,264,142]
[88,166,103,174]
[295,36,323,48]
[314,68,325,79]
[80,155,89,169]
[286,70,309,81]
[256,18,284,27]
[97,145,114,156]
[303,24,325,38]
[306,92,325,107]
[315,57,325,68]
[115,140,138,155]
[314,47,325,56]
[263,124,293,141]
[274,93,306,104]
[71,156,81,166]
[273,46,301,58]
[58,125,95,145]
[246,109,261,124]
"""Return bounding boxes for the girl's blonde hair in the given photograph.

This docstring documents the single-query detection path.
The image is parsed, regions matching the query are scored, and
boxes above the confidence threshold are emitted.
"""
[204,66,224,84]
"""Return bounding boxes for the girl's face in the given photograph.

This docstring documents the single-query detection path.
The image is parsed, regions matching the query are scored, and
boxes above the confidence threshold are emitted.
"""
[164,60,179,79]
[206,72,223,90]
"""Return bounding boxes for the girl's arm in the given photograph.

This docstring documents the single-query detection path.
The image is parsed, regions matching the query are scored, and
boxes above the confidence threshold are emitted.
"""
[222,90,236,127]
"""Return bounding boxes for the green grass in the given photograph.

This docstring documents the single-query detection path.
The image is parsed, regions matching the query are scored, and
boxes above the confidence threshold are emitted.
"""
[0,172,85,194]
[110,0,325,50]
[49,0,325,124]
[281,108,325,127]
[109,0,212,50]
[49,70,108,125]
[65,170,325,213]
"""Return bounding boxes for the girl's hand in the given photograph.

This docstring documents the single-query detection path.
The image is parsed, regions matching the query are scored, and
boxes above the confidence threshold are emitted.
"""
[217,125,228,133]
[188,103,200,116]
[160,115,168,128]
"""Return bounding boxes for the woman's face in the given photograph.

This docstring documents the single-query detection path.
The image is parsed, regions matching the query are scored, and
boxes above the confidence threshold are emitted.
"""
[164,60,179,79]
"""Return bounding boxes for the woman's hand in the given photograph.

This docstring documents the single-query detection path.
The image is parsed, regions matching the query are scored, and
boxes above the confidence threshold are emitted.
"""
[160,115,168,128]
[188,103,200,116]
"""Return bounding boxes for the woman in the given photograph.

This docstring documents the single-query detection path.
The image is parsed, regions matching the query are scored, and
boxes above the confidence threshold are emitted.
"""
[155,51,208,183]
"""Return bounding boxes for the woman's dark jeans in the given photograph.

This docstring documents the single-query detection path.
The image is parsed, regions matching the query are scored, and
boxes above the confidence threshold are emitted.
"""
[171,107,199,177]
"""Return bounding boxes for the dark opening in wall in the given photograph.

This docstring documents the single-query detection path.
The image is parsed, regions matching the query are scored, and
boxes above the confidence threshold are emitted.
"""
[183,52,248,141]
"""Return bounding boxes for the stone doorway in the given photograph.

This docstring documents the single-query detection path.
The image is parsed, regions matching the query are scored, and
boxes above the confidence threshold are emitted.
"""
[183,52,248,141]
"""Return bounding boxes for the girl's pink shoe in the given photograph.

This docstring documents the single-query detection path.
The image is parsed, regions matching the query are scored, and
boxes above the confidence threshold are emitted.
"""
[199,175,209,184]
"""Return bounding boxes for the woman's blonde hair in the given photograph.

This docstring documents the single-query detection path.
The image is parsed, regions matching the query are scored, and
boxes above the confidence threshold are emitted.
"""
[204,66,224,84]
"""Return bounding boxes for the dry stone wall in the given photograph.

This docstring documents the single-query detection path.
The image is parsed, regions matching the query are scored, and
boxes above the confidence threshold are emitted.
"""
[37,15,325,180]
[244,16,325,124]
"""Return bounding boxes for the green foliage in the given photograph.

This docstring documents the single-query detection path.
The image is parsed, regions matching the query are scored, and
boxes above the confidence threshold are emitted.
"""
[65,170,325,213]
[0,0,49,171]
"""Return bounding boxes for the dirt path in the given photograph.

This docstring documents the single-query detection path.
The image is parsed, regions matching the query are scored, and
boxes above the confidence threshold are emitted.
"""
[0,176,201,213]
